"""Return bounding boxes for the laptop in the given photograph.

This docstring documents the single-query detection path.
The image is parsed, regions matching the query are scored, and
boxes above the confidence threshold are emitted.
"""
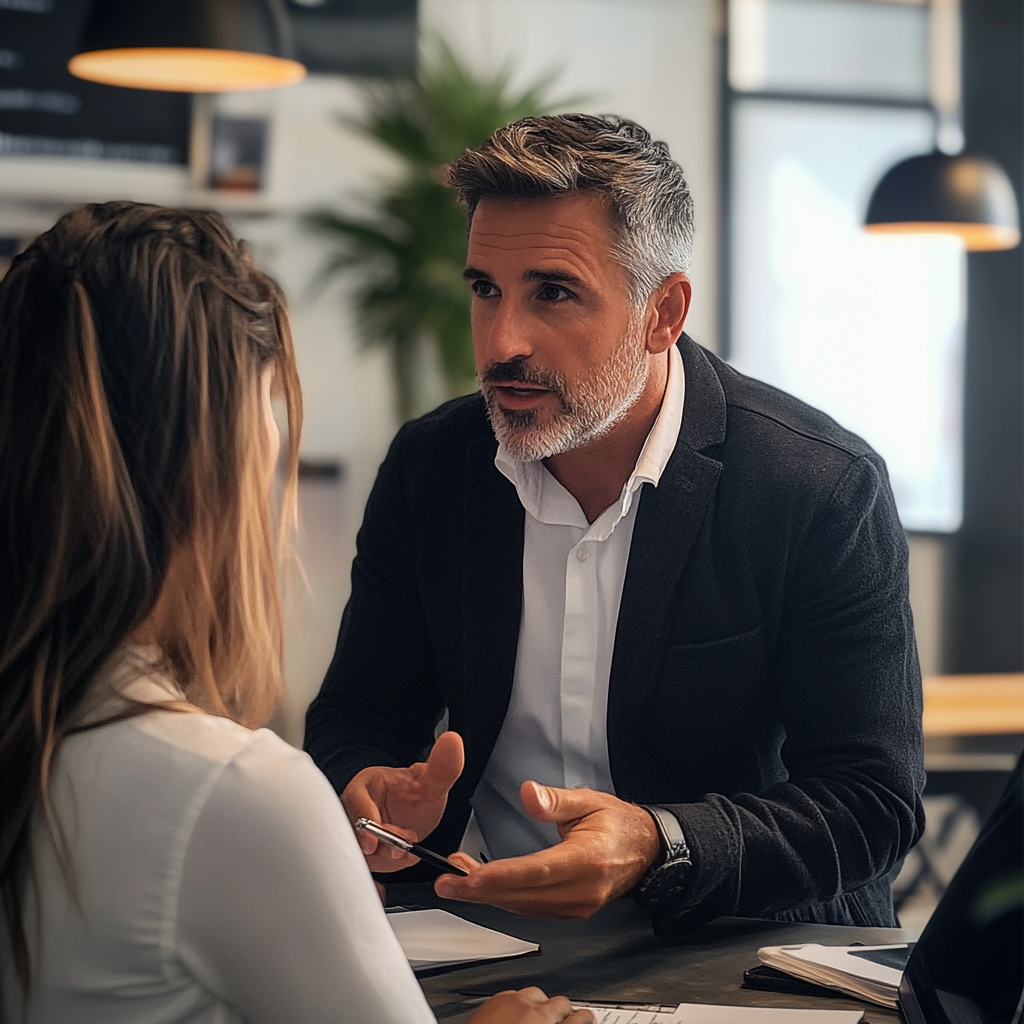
[898,751,1023,1024]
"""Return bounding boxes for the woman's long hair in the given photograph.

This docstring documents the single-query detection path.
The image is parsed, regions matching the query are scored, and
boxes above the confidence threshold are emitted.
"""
[0,202,302,999]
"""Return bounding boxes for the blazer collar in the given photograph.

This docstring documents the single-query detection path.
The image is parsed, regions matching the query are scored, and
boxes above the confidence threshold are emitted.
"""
[675,332,728,451]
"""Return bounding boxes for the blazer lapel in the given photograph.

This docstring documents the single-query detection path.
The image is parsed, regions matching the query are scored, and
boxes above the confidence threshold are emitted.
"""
[459,437,525,789]
[607,337,727,794]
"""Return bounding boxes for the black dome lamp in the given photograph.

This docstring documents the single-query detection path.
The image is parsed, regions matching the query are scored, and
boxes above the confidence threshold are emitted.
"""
[68,0,306,92]
[863,0,1018,252]
[864,151,1020,252]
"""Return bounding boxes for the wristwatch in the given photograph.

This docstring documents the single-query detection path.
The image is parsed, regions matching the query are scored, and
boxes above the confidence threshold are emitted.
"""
[637,805,692,900]
[640,805,692,868]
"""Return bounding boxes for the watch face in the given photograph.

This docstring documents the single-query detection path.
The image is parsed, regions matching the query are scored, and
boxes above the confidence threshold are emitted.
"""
[637,854,693,904]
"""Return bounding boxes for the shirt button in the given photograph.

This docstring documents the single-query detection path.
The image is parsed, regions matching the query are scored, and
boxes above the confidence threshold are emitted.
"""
[576,548,589,562]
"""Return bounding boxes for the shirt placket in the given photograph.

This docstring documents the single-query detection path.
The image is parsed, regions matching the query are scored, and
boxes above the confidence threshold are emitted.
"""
[560,536,601,790]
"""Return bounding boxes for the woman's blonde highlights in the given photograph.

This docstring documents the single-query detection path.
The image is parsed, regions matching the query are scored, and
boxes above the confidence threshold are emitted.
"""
[0,202,302,1002]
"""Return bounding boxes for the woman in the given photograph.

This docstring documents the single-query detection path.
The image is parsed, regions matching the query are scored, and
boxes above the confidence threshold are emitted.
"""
[0,202,591,1024]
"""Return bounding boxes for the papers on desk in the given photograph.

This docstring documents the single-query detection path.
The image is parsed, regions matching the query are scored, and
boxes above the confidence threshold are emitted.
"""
[387,908,539,973]
[756,943,912,1008]
[574,1002,863,1023]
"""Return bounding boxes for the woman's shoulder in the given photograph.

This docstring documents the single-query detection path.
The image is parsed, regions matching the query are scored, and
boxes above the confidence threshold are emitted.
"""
[77,646,299,780]
[126,713,337,826]
[62,646,339,854]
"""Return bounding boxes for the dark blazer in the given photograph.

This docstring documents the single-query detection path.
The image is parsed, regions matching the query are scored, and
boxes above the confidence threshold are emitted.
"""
[305,335,925,930]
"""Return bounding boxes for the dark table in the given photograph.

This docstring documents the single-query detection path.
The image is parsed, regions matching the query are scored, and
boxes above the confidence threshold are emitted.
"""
[387,884,912,1023]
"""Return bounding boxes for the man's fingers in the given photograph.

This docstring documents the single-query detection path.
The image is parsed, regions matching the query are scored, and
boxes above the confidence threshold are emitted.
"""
[520,780,606,824]
[421,731,465,795]
[340,783,383,854]
[445,851,481,872]
[434,844,579,901]
[364,819,422,869]
[432,851,481,897]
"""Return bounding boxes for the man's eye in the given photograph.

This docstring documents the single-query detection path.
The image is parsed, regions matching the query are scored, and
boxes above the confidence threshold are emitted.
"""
[538,283,572,302]
[471,280,498,298]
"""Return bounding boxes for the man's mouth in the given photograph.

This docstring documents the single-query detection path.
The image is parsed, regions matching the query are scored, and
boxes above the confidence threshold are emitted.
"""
[489,382,552,409]
[493,383,549,399]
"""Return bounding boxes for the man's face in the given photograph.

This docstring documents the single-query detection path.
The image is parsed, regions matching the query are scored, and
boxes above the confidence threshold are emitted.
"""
[466,192,650,461]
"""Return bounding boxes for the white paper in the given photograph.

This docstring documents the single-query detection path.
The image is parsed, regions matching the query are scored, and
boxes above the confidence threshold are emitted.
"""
[576,1004,863,1024]
[786,944,905,985]
[388,908,538,970]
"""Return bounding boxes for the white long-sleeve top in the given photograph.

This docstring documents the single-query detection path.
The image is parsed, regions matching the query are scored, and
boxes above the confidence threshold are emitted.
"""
[1,651,437,1024]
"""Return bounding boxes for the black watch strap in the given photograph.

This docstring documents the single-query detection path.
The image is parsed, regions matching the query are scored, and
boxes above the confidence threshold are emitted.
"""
[640,805,691,867]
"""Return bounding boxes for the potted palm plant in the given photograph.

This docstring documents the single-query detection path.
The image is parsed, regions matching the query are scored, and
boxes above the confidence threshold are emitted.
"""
[305,42,569,421]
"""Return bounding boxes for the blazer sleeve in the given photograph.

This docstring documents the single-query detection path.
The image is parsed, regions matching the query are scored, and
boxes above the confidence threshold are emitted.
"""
[639,454,925,928]
[303,425,446,795]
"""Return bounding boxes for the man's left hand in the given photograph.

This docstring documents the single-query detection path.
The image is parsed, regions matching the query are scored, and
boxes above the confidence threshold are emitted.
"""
[433,781,662,919]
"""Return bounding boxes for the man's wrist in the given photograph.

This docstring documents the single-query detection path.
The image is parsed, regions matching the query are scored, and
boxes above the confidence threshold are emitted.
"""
[636,805,693,900]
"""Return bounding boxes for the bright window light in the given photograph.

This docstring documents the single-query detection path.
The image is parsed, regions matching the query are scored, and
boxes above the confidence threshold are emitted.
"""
[730,99,964,533]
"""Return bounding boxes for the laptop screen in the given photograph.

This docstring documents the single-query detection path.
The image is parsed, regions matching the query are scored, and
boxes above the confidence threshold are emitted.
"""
[899,753,1023,1024]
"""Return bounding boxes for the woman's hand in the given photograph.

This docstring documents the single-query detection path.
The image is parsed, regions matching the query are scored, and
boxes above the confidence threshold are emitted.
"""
[468,987,595,1024]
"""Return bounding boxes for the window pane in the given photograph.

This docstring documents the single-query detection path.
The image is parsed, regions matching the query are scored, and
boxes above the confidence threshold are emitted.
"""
[729,99,964,532]
[730,0,930,100]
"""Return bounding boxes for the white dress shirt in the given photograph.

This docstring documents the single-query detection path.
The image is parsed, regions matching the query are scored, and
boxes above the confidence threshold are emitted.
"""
[467,345,685,860]
[2,649,436,1024]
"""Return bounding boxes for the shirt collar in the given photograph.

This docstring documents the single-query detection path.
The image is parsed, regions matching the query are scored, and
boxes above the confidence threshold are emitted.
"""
[495,343,686,536]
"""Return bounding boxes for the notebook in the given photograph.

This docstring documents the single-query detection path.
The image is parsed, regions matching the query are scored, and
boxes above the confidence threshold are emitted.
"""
[756,942,911,1006]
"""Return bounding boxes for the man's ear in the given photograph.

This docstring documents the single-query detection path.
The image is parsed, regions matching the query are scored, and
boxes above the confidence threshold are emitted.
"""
[646,274,691,355]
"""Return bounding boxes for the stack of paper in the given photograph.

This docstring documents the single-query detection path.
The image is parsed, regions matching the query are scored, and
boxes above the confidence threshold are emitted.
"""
[756,943,914,1007]
[574,1002,863,1023]
[387,907,539,973]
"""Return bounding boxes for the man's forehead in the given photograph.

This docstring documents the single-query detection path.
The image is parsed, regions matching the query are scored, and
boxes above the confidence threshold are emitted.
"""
[467,193,617,271]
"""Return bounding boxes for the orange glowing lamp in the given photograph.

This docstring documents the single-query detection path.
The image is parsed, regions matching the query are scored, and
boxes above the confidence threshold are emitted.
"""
[69,0,306,93]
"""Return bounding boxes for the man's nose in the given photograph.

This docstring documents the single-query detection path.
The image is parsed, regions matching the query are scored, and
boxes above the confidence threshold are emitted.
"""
[483,300,533,364]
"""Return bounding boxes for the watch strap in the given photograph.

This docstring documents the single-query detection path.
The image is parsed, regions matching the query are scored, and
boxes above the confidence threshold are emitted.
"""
[640,804,691,866]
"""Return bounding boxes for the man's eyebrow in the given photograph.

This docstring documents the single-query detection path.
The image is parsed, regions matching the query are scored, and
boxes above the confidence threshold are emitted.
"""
[462,267,587,287]
[522,269,585,287]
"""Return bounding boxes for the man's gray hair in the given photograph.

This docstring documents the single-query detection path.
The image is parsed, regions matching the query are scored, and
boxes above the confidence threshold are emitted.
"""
[445,113,694,303]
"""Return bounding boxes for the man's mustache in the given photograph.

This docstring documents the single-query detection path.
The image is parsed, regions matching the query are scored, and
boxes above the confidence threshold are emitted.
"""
[479,356,564,392]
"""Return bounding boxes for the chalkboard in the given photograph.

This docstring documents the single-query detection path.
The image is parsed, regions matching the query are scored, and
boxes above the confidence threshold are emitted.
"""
[0,0,190,163]
[0,0,417,166]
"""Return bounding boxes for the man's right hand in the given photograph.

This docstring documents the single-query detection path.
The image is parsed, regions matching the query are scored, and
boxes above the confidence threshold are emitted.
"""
[341,730,464,872]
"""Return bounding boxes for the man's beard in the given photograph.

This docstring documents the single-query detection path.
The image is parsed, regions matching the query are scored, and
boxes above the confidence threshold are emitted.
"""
[478,316,649,463]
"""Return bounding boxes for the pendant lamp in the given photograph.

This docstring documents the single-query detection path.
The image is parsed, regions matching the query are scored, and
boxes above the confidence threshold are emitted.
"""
[68,0,306,92]
[864,151,1020,252]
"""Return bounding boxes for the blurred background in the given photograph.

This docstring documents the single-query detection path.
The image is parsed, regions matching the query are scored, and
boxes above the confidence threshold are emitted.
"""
[1,0,1020,931]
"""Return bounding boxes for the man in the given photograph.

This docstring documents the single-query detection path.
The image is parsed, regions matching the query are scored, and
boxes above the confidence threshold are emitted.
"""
[305,114,925,931]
